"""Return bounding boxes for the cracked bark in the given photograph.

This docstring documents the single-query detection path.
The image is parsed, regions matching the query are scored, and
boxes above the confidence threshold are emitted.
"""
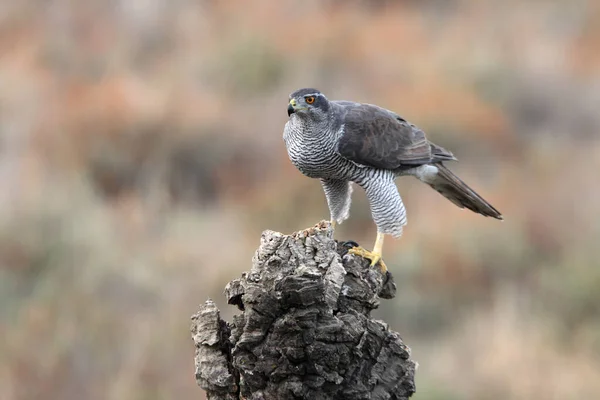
[190,221,416,399]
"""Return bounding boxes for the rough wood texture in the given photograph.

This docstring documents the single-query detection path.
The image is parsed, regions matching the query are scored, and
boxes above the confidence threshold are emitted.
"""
[191,221,416,399]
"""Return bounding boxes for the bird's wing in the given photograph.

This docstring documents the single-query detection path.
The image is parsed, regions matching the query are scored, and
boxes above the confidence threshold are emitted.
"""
[335,103,438,170]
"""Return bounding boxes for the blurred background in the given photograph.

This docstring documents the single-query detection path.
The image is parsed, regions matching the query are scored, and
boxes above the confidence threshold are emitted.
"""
[1,0,599,399]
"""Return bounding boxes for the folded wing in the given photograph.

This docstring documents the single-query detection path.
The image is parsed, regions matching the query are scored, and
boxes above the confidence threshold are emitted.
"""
[335,103,455,169]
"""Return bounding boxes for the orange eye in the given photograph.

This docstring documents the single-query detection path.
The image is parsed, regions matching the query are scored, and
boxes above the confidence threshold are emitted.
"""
[305,96,315,104]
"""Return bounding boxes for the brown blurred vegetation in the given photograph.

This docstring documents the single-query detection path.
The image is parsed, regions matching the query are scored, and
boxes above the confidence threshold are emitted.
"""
[1,1,599,399]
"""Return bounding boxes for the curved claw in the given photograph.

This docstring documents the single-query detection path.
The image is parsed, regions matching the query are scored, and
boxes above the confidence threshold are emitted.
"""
[341,240,360,249]
[347,246,388,273]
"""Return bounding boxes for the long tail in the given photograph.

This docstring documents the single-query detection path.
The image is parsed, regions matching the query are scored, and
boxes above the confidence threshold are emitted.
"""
[416,163,503,220]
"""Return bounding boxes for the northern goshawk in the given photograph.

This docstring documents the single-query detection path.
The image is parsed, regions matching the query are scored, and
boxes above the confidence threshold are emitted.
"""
[283,88,502,272]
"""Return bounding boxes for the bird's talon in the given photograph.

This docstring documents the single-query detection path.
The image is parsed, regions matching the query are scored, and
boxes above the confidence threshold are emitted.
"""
[341,240,360,249]
[378,260,388,273]
[347,246,367,257]
[347,247,387,272]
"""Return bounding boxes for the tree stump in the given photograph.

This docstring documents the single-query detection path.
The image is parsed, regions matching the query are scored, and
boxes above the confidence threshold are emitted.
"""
[190,221,416,399]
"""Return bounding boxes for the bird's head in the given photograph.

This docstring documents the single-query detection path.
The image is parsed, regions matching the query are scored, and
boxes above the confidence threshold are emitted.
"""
[287,88,330,121]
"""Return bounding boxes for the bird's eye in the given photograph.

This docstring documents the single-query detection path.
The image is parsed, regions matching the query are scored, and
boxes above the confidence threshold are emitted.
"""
[305,96,315,104]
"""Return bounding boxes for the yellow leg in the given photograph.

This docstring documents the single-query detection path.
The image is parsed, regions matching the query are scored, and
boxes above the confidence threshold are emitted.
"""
[347,232,387,272]
[330,220,336,230]
[373,231,384,257]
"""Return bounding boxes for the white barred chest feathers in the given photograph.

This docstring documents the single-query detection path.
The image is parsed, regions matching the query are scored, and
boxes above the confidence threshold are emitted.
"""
[283,120,350,179]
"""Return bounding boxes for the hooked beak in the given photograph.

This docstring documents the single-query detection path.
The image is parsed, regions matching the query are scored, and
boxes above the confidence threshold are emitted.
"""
[287,99,296,117]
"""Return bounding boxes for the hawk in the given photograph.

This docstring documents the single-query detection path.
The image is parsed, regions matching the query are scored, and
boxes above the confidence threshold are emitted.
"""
[283,88,502,272]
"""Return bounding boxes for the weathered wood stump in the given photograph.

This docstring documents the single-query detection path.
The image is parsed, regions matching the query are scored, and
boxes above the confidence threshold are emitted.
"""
[190,221,416,399]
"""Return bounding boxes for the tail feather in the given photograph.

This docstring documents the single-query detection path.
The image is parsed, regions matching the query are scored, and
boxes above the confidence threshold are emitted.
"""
[416,163,503,220]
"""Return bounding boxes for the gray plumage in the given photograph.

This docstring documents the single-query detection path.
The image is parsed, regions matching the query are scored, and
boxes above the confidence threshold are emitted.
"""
[283,88,502,239]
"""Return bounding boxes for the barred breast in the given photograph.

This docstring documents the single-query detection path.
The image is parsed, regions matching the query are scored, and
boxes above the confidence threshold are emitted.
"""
[283,117,407,237]
[283,119,358,180]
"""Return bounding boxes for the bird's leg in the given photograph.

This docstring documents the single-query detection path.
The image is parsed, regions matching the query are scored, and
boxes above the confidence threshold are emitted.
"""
[320,179,352,233]
[348,232,387,272]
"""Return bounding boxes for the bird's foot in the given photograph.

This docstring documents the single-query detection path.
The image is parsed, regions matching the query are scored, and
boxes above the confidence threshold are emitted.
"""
[347,246,388,273]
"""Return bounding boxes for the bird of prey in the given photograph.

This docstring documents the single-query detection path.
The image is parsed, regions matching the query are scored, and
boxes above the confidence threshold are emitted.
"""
[283,88,503,272]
